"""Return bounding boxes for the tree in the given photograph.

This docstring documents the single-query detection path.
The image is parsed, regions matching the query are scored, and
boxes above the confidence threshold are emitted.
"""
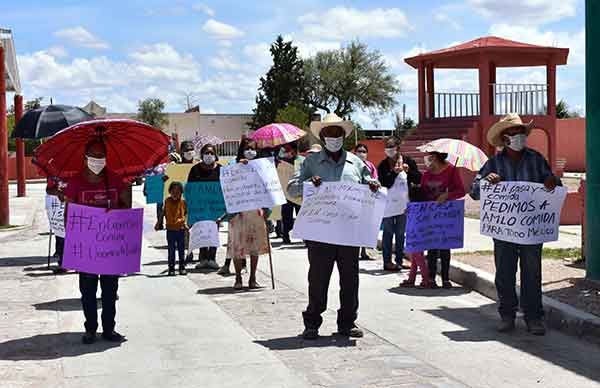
[343,122,367,151]
[304,41,400,118]
[8,97,45,155]
[24,97,43,111]
[250,36,306,130]
[275,103,314,151]
[556,99,581,119]
[136,98,169,129]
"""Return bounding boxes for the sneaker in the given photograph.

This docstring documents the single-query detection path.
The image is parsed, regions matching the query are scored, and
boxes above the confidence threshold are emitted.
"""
[102,331,125,342]
[195,260,208,269]
[338,326,364,338]
[179,268,187,276]
[217,265,231,276]
[82,331,96,345]
[168,268,175,276]
[497,318,516,333]
[302,328,319,340]
[526,320,546,336]
[206,260,220,270]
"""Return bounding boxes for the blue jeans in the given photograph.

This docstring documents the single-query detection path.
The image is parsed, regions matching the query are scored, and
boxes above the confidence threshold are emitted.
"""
[167,230,186,270]
[493,239,544,321]
[382,214,406,266]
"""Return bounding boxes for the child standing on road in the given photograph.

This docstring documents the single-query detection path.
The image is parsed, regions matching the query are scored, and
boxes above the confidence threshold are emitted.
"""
[157,181,188,276]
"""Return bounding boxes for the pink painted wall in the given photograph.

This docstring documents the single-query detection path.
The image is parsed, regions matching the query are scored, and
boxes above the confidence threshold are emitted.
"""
[528,118,586,172]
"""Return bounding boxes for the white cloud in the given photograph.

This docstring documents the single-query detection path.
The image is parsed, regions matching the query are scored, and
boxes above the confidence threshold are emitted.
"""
[192,3,215,16]
[298,7,412,40]
[243,43,272,66]
[202,19,244,41]
[54,26,110,50]
[467,0,577,25]
[46,46,68,58]
[209,51,240,70]
[433,11,462,30]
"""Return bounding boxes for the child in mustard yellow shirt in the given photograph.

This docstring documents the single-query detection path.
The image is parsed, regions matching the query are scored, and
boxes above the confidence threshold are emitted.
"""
[157,181,188,276]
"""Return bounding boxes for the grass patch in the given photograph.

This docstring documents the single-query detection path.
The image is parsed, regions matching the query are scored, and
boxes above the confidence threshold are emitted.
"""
[455,247,581,260]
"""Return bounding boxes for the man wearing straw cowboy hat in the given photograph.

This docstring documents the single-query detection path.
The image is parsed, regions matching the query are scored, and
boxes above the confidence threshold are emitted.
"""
[288,113,380,340]
[470,113,561,336]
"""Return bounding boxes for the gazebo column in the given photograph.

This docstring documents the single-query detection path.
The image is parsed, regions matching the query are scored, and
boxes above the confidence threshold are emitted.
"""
[489,62,496,115]
[15,94,25,197]
[547,62,557,117]
[478,57,491,118]
[418,62,426,122]
[0,47,8,225]
[426,65,434,119]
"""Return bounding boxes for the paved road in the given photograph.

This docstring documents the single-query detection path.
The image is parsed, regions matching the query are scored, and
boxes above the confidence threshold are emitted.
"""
[0,184,598,388]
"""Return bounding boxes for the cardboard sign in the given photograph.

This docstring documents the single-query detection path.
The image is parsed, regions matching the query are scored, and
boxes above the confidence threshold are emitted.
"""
[404,200,465,253]
[220,158,287,213]
[383,172,409,218]
[292,182,387,248]
[145,174,164,204]
[480,181,568,244]
[163,164,194,199]
[277,161,302,206]
[62,204,143,275]
[185,181,226,224]
[189,221,220,249]
[45,195,65,238]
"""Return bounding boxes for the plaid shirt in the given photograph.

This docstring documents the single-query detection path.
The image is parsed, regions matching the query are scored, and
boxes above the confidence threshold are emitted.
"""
[470,148,560,200]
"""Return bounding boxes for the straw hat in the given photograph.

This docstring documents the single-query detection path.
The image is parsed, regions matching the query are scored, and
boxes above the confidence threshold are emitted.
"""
[307,143,322,153]
[487,113,533,147]
[309,113,353,138]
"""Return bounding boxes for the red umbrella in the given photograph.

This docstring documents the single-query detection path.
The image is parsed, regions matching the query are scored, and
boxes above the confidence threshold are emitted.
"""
[33,119,170,180]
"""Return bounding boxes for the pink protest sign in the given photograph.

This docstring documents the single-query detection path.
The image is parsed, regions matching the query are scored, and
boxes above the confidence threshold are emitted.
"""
[63,204,143,275]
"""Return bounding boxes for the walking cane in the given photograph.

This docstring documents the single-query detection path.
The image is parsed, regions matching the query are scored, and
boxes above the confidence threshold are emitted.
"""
[265,222,276,290]
[47,230,53,269]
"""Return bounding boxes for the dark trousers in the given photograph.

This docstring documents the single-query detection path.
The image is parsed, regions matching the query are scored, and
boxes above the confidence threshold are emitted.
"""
[167,230,186,270]
[79,273,119,333]
[427,249,451,282]
[199,247,217,261]
[382,214,407,266]
[55,236,65,267]
[494,239,544,321]
[303,241,360,331]
[281,201,301,238]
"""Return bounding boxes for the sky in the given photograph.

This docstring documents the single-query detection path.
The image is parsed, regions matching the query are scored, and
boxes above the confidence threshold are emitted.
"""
[2,0,586,128]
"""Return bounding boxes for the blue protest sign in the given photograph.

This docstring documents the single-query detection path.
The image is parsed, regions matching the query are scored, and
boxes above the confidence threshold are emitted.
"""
[145,175,164,204]
[404,200,464,253]
[185,181,226,225]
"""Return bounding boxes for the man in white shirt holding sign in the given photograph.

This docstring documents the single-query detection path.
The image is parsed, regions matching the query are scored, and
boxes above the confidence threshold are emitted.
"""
[470,114,562,336]
[288,113,379,340]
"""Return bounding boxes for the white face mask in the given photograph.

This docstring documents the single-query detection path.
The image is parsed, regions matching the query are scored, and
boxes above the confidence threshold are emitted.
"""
[183,150,195,161]
[244,149,257,160]
[323,137,344,153]
[356,151,367,161]
[87,156,106,175]
[202,154,216,165]
[424,155,434,169]
[505,134,527,152]
[384,147,397,158]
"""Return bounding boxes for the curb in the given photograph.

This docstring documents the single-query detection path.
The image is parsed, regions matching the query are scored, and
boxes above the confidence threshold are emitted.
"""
[0,197,39,233]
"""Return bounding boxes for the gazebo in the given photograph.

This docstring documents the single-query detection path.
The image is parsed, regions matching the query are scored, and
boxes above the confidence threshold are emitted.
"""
[0,28,23,226]
[404,36,569,171]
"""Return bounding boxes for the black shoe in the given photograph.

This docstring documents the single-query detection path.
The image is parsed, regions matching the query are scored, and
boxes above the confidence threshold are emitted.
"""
[179,268,187,275]
[526,320,546,336]
[302,328,319,340]
[53,267,67,274]
[82,331,97,345]
[102,331,125,342]
[185,253,194,263]
[168,269,175,276]
[429,281,439,289]
[282,236,292,244]
[338,326,364,338]
[442,281,453,289]
[497,318,516,333]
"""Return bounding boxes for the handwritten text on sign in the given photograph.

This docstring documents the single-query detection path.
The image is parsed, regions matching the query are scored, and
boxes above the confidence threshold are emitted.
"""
[45,195,65,238]
[404,200,465,253]
[292,182,387,248]
[220,158,286,213]
[189,221,220,249]
[185,182,226,224]
[383,172,408,218]
[480,181,567,244]
[62,204,143,275]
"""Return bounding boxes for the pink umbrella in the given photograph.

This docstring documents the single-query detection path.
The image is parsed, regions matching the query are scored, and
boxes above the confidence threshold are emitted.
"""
[249,123,306,148]
[417,138,488,171]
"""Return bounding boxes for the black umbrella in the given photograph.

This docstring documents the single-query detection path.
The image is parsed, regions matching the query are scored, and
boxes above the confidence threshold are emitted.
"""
[12,105,93,139]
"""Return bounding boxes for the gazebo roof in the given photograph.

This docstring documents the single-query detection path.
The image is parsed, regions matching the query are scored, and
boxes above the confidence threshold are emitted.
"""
[405,36,569,69]
[0,28,21,93]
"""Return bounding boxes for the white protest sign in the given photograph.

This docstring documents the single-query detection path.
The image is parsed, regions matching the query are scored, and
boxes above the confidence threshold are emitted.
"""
[45,195,65,238]
[292,182,387,248]
[480,181,567,244]
[189,221,220,249]
[220,158,287,213]
[384,172,408,217]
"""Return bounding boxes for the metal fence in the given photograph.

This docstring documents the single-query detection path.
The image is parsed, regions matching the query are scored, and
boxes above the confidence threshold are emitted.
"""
[427,92,480,118]
[492,83,548,116]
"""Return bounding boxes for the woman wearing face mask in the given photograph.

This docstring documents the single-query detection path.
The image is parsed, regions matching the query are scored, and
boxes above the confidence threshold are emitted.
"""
[63,137,131,345]
[187,144,222,271]
[220,138,270,289]
[180,141,196,164]
[377,137,421,271]
[420,151,465,289]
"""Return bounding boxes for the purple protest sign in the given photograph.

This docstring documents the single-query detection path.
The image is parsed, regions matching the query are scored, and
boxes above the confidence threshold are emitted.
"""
[63,204,143,275]
[404,200,464,253]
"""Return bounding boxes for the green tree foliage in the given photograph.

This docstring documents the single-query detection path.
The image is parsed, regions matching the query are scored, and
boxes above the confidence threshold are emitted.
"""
[251,36,306,130]
[275,103,311,129]
[136,98,169,129]
[304,41,400,118]
[8,97,44,156]
[343,122,367,151]
[556,99,581,119]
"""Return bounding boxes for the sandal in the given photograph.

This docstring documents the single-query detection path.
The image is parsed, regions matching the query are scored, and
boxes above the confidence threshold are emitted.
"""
[233,277,243,290]
[248,278,261,289]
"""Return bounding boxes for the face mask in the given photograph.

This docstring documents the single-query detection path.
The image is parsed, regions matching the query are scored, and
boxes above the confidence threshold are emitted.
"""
[506,134,527,152]
[244,149,257,160]
[323,137,344,153]
[424,155,434,168]
[202,154,216,165]
[356,151,367,161]
[183,150,195,161]
[384,147,397,158]
[87,156,106,175]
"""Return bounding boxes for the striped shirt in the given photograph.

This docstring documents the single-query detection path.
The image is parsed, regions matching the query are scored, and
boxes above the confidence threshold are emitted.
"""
[470,148,560,200]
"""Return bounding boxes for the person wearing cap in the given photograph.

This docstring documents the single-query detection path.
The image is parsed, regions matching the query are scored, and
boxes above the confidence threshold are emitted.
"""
[307,144,322,154]
[470,113,561,336]
[288,113,380,340]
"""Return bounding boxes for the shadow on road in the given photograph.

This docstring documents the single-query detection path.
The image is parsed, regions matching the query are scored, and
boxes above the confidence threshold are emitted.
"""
[255,334,356,350]
[388,285,471,297]
[0,332,125,361]
[424,305,600,383]
[359,268,400,276]
[0,256,49,267]
[33,298,100,312]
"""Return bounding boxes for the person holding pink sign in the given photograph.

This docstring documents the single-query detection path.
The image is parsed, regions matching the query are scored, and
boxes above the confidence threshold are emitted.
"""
[64,138,131,345]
